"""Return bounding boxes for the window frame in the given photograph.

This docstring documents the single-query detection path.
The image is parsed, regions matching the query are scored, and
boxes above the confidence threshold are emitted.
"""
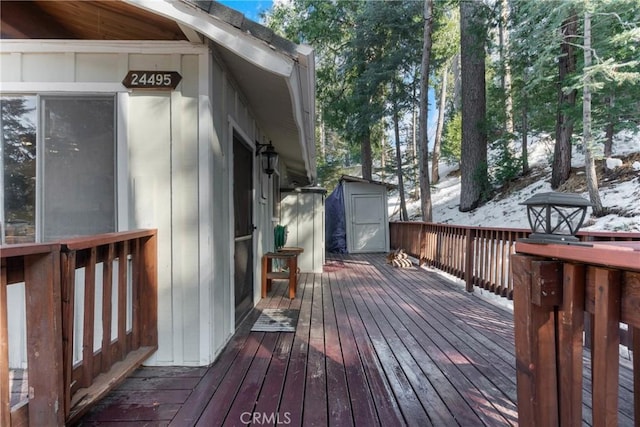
[1,92,122,244]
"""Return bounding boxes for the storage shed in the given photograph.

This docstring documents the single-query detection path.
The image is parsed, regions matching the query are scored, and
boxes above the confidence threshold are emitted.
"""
[280,187,326,273]
[326,175,393,254]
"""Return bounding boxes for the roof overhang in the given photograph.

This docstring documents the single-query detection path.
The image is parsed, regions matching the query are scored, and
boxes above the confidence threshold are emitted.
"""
[124,0,317,185]
[0,0,316,185]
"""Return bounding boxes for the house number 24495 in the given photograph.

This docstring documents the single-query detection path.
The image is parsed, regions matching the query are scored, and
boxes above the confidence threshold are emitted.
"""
[122,71,182,90]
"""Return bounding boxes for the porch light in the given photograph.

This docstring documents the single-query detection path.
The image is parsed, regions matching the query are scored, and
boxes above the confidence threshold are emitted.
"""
[256,141,279,177]
[520,192,591,244]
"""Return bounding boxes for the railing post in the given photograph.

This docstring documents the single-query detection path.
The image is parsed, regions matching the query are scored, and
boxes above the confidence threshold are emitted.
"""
[140,233,158,348]
[633,326,640,424]
[511,254,560,427]
[464,228,474,292]
[419,224,427,263]
[591,267,621,426]
[24,247,65,426]
[557,263,585,426]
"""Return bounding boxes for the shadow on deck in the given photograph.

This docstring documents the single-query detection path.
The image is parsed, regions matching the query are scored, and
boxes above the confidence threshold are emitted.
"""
[76,253,635,426]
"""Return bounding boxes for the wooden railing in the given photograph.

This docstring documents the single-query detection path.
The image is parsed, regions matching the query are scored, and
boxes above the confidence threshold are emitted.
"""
[390,221,639,299]
[512,240,639,426]
[1,230,158,426]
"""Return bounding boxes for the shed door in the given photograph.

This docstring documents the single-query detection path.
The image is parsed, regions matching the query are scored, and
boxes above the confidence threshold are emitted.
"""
[350,194,386,252]
[233,133,254,325]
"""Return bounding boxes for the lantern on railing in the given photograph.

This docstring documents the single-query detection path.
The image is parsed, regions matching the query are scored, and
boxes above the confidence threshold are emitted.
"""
[520,192,591,244]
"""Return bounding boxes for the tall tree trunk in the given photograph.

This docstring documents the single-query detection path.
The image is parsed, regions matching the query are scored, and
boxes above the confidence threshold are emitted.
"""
[419,0,434,222]
[500,0,514,135]
[380,130,386,181]
[459,0,488,212]
[393,95,408,221]
[522,100,529,174]
[551,12,578,189]
[452,54,462,111]
[361,128,372,180]
[412,82,420,198]
[582,10,604,216]
[432,65,448,184]
[319,106,326,159]
[603,95,615,157]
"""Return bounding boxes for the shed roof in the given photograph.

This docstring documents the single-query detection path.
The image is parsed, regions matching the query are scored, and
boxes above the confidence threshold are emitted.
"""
[340,175,397,190]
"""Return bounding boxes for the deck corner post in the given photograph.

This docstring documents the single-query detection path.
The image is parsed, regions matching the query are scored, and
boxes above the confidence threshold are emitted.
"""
[24,246,66,426]
[511,253,559,427]
[464,228,475,292]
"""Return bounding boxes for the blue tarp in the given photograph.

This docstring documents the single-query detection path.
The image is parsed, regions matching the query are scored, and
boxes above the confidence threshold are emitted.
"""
[325,182,348,253]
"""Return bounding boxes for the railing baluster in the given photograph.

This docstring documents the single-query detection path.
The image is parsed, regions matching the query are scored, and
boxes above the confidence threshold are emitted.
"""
[82,247,97,387]
[117,241,128,361]
[464,229,474,292]
[501,230,509,297]
[101,243,115,373]
[61,249,76,418]
[132,238,141,350]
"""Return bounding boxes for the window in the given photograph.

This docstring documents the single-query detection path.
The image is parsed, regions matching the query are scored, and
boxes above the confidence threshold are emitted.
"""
[1,96,36,243]
[1,95,116,244]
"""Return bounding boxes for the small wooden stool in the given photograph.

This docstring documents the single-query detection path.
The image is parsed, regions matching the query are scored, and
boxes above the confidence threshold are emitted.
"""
[261,248,303,299]
[276,247,304,272]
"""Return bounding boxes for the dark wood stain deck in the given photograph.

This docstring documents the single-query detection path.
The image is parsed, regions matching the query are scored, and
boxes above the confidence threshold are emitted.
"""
[75,253,635,426]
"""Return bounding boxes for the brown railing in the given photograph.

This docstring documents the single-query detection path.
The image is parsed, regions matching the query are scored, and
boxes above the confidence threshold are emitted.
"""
[1,230,158,426]
[512,240,639,426]
[390,221,639,299]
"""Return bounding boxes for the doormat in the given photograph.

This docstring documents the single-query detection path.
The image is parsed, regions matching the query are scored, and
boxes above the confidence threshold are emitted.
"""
[251,309,299,332]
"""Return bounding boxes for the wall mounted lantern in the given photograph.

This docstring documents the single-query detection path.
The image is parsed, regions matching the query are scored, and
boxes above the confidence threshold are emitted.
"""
[520,192,591,244]
[256,141,279,177]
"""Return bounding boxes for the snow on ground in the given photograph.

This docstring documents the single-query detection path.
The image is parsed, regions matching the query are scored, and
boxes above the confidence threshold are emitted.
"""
[388,129,640,232]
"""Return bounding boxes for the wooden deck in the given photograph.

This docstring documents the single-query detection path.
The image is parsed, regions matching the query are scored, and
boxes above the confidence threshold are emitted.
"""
[75,253,635,426]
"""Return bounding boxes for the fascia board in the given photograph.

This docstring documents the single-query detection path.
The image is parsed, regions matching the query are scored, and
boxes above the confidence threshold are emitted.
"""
[287,66,316,184]
[0,40,207,54]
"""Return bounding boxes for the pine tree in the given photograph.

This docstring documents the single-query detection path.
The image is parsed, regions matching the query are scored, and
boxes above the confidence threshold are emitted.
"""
[459,0,489,212]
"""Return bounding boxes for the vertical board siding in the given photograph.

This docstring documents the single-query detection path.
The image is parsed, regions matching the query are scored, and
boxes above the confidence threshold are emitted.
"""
[130,94,172,363]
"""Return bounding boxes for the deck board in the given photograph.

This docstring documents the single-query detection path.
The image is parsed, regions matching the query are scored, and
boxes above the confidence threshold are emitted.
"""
[76,253,636,426]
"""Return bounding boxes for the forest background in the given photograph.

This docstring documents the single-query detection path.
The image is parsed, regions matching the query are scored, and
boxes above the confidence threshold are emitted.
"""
[262,0,639,228]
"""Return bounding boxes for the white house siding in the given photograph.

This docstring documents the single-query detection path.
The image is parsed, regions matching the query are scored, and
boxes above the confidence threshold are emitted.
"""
[126,53,204,366]
[1,41,276,366]
[209,58,233,358]
[280,190,325,273]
